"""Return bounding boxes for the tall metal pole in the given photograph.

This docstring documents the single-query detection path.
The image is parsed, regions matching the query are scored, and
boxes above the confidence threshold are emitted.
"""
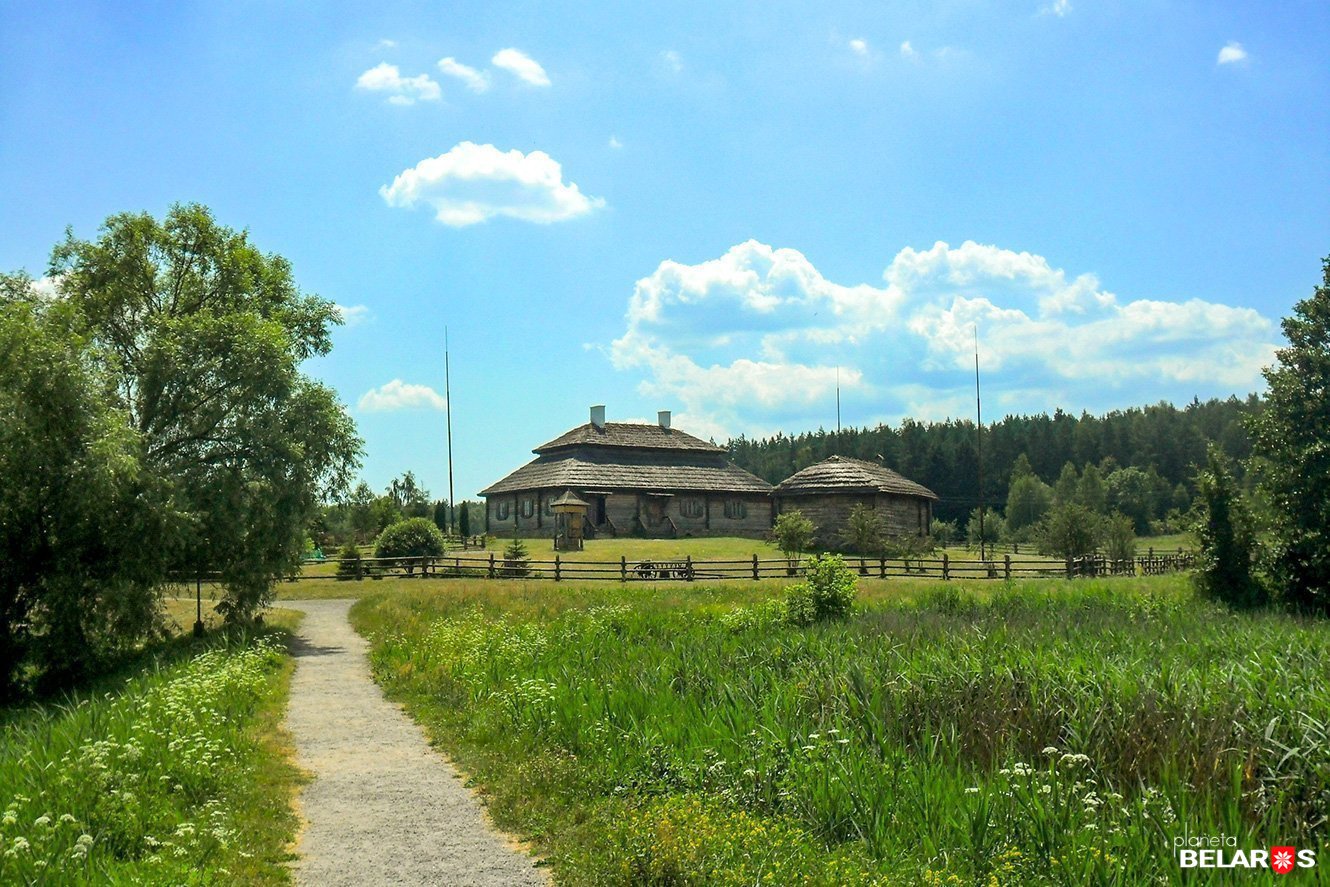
[974,326,985,562]
[445,327,456,537]
[836,366,841,435]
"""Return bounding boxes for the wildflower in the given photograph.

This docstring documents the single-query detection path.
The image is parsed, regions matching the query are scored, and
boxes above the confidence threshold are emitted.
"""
[33,815,51,828]
[1042,746,1059,756]
[965,787,980,794]
[58,814,76,824]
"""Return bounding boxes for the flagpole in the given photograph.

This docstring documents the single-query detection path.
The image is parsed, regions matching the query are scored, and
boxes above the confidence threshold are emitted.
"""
[975,326,985,562]
[445,327,456,538]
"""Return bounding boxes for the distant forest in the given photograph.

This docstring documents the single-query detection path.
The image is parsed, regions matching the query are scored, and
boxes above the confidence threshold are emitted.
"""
[726,395,1262,526]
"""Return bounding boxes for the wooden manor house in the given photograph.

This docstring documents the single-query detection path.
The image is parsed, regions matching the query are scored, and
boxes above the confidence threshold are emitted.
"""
[481,406,939,545]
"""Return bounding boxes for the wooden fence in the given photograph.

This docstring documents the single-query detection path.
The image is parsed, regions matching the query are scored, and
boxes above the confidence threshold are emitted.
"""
[303,549,1195,583]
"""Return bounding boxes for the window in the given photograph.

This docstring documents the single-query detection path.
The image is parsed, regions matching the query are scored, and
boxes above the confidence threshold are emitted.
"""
[724,499,747,519]
[544,497,555,516]
[520,498,536,518]
[679,498,704,518]
[495,501,510,520]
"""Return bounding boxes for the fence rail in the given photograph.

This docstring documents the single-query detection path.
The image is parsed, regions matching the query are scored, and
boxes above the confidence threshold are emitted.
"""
[283,549,1195,583]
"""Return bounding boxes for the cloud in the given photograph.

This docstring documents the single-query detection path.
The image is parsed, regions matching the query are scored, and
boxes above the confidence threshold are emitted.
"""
[355,62,441,105]
[375,38,397,50]
[660,49,683,73]
[608,135,623,149]
[900,41,920,61]
[358,379,447,412]
[492,48,550,86]
[379,141,605,226]
[849,38,869,57]
[1040,0,1072,17]
[605,240,1277,439]
[1217,41,1248,65]
[438,57,490,92]
[30,275,63,301]
[334,304,371,327]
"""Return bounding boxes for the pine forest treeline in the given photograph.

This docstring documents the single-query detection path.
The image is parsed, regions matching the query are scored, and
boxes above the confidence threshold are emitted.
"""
[726,396,1262,525]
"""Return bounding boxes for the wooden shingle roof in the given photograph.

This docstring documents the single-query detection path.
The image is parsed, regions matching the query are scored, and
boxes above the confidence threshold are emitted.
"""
[534,422,724,454]
[480,452,772,496]
[774,455,938,500]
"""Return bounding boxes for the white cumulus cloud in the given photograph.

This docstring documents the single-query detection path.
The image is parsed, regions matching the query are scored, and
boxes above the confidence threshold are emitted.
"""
[334,304,371,327]
[355,62,441,105]
[849,38,869,57]
[379,141,605,226]
[492,48,550,86]
[605,240,1278,439]
[1041,0,1072,17]
[437,57,491,92]
[358,379,447,412]
[1217,41,1248,65]
[900,41,920,61]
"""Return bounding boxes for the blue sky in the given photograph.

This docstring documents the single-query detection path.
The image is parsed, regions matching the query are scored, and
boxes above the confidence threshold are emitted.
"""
[2,1,1327,502]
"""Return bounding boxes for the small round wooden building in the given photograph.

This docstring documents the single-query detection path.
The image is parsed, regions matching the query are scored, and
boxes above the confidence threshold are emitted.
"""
[773,455,938,547]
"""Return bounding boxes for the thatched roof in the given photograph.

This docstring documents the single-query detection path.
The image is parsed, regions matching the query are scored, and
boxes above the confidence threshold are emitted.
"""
[535,422,723,455]
[774,455,938,500]
[481,451,772,496]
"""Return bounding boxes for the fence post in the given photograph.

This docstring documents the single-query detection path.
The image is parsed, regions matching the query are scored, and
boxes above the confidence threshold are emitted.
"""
[488,552,495,579]
[879,556,886,579]
[1065,556,1073,580]
[752,554,759,581]
[685,555,694,582]
[355,556,363,581]
[942,553,950,581]
[1004,554,1011,581]
[554,555,561,582]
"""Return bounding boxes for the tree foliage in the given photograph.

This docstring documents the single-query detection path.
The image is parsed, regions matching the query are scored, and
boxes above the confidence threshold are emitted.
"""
[1247,255,1330,612]
[839,503,886,555]
[49,204,362,622]
[1038,502,1101,560]
[373,517,446,561]
[0,276,167,696]
[1193,446,1263,609]
[728,398,1257,524]
[771,510,815,559]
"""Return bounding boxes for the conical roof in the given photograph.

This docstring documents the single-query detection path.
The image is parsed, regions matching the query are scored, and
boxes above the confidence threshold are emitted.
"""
[774,455,937,499]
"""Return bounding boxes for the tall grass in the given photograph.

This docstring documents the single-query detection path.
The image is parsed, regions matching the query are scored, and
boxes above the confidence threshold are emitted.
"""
[355,577,1330,884]
[0,628,301,885]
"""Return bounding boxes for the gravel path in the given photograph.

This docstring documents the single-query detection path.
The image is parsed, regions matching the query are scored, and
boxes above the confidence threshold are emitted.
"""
[284,599,547,886]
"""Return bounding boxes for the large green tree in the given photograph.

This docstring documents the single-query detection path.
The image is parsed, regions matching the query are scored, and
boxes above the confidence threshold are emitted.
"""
[0,276,167,696]
[51,204,362,621]
[1248,255,1330,612]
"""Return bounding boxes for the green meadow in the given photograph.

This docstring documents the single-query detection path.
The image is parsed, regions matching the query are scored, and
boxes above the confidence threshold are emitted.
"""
[353,574,1329,885]
[0,617,303,885]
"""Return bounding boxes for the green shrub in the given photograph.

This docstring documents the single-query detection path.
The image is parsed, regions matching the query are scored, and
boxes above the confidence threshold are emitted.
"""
[334,542,362,581]
[839,503,886,555]
[771,510,815,559]
[373,517,446,560]
[784,553,857,625]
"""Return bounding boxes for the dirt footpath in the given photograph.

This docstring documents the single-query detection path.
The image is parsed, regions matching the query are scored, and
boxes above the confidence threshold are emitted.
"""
[284,598,547,886]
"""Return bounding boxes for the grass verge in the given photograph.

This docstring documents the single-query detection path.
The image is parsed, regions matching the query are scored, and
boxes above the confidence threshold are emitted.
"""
[0,614,304,885]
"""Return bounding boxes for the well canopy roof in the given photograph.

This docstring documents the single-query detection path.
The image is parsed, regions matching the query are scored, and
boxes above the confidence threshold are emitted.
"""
[534,421,724,455]
[774,455,938,500]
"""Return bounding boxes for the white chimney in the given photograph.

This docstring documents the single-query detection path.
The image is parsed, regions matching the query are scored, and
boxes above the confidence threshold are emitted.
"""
[658,410,671,429]
[590,404,606,429]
